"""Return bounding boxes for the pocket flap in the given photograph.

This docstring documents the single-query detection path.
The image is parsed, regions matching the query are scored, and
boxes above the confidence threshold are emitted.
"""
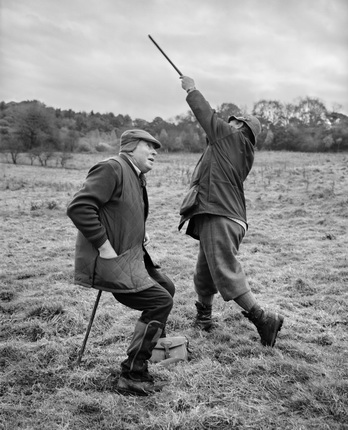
[153,336,187,350]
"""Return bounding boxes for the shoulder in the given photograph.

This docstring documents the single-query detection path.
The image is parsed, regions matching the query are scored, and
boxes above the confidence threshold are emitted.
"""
[96,156,127,173]
[86,157,125,182]
[101,155,123,167]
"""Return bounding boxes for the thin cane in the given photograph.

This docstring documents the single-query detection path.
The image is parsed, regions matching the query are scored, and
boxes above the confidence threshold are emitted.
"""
[76,289,102,366]
[148,35,183,76]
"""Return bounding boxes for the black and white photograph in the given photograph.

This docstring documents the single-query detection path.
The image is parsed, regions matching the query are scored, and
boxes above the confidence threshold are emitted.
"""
[1,0,347,429]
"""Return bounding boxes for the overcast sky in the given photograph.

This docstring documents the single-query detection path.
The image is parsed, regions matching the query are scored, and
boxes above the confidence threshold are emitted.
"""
[1,0,347,121]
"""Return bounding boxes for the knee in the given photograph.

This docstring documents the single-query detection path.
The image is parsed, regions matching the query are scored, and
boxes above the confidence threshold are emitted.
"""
[147,267,176,298]
[165,294,174,312]
[154,287,174,310]
[165,280,175,298]
[161,273,175,297]
[160,293,173,318]
[154,292,173,323]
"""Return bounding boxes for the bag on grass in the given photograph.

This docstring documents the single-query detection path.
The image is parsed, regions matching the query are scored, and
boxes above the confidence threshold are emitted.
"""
[150,336,190,367]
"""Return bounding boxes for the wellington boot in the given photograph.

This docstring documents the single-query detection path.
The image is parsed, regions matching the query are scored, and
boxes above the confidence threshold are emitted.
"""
[194,301,213,331]
[119,319,164,394]
[242,305,284,347]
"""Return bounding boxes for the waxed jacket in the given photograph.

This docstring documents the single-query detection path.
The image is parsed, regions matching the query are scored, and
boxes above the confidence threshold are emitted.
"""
[67,155,155,293]
[178,90,255,238]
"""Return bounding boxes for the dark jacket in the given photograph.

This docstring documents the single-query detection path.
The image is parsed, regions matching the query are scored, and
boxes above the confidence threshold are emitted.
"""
[178,90,255,238]
[67,155,154,293]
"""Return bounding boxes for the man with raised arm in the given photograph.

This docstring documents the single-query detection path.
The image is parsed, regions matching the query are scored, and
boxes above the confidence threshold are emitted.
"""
[178,76,284,347]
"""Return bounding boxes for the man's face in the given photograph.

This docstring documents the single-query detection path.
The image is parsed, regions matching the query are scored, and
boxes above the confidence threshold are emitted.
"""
[229,119,244,129]
[131,140,158,173]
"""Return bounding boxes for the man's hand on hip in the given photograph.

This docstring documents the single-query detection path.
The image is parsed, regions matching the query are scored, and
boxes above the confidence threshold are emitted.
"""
[98,239,118,259]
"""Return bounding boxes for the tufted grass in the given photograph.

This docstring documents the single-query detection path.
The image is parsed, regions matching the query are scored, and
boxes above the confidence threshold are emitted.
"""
[0,151,347,429]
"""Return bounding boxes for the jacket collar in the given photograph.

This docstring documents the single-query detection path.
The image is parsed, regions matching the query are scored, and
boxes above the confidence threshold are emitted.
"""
[119,152,141,176]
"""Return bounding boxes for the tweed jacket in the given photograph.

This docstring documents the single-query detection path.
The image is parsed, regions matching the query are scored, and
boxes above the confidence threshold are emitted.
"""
[67,155,154,293]
[178,90,255,239]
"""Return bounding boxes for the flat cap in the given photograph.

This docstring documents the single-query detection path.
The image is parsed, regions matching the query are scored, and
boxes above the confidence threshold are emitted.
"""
[120,129,162,152]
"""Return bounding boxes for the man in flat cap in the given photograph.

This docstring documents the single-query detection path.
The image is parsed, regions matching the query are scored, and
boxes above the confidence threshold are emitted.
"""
[67,129,175,396]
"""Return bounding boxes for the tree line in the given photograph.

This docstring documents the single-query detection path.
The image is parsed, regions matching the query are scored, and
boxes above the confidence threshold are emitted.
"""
[0,96,347,164]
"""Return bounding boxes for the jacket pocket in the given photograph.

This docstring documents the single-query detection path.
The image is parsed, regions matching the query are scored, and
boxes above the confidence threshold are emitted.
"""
[180,184,199,217]
[93,247,153,292]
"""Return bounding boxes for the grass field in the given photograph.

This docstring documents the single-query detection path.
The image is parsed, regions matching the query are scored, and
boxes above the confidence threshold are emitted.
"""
[1,151,347,430]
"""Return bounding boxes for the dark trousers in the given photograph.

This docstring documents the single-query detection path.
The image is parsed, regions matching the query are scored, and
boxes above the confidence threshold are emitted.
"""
[112,266,175,325]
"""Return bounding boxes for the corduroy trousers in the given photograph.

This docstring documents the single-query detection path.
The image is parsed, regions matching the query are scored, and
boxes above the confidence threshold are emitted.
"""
[193,214,250,301]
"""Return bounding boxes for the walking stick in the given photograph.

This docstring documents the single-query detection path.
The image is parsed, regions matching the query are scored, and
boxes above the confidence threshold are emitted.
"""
[148,34,183,76]
[76,289,102,366]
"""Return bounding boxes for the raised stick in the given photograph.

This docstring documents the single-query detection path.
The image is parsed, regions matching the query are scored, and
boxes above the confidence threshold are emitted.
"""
[148,34,183,76]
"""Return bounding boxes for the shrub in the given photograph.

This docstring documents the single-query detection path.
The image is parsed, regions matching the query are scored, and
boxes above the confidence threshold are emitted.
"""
[95,142,114,152]
[76,140,94,153]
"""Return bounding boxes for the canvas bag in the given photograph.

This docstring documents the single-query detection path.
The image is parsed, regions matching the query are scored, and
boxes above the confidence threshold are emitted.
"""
[150,336,190,366]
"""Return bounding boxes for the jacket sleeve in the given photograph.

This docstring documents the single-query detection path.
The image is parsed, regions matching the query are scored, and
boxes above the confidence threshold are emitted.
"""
[67,162,120,249]
[186,90,231,142]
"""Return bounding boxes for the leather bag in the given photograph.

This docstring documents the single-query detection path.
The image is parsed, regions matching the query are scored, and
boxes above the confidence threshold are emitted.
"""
[150,336,190,366]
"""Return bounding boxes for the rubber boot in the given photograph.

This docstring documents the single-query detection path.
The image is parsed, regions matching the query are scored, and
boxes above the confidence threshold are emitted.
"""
[242,305,284,347]
[117,320,166,396]
[194,301,213,331]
